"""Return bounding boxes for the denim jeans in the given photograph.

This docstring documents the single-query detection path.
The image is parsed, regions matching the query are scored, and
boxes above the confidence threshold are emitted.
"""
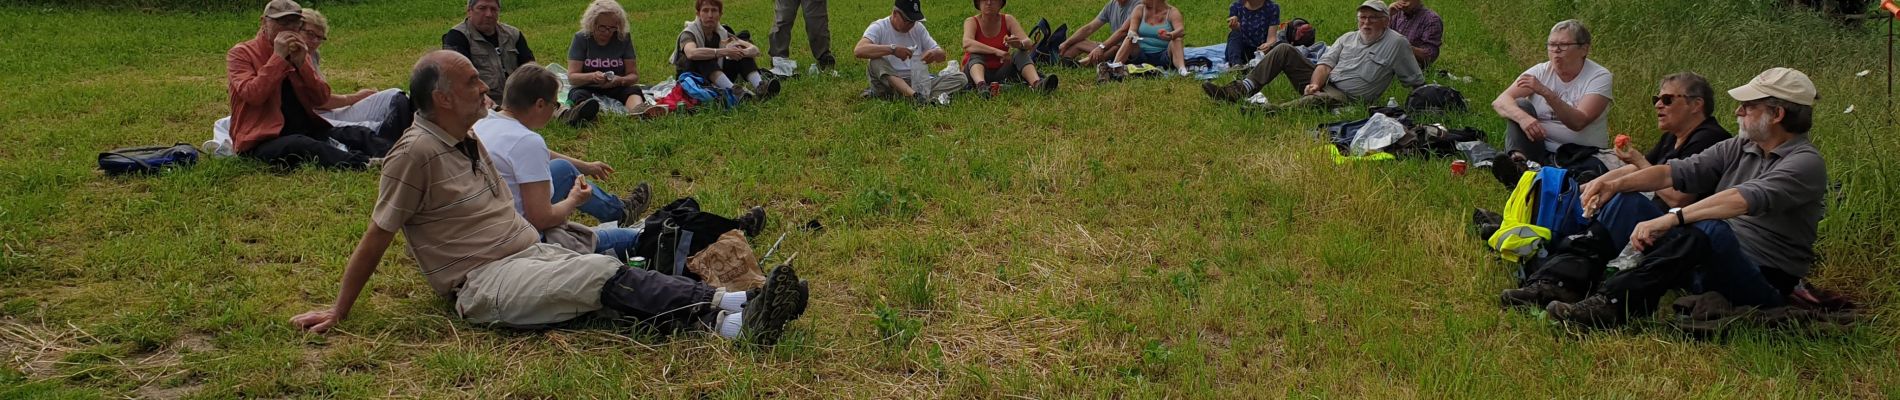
[594,227,642,261]
[548,159,627,223]
[1594,193,1790,307]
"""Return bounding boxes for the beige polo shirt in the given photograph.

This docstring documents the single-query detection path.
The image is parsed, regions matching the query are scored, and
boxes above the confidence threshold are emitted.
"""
[372,115,540,297]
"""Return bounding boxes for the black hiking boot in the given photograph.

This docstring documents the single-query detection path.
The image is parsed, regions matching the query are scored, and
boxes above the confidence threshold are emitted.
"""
[1036,74,1059,94]
[560,98,601,127]
[1547,295,1629,327]
[1204,80,1249,103]
[621,182,651,223]
[1500,280,1582,308]
[736,206,767,237]
[740,263,810,346]
[1471,208,1504,240]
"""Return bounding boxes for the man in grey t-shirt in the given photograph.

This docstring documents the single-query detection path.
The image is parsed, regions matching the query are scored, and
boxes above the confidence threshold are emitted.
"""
[1203,0,1423,109]
[1056,0,1141,66]
[1544,68,1828,327]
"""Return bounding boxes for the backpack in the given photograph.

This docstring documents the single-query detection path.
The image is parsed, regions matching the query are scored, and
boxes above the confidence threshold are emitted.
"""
[1488,167,1592,263]
[1279,18,1316,47]
[1405,84,1467,114]
[98,143,200,176]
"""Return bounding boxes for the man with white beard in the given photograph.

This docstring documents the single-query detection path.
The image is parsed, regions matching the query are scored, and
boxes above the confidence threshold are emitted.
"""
[1544,68,1827,327]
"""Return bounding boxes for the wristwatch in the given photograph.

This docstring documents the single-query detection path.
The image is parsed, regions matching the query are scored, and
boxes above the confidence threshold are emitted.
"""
[1668,207,1686,226]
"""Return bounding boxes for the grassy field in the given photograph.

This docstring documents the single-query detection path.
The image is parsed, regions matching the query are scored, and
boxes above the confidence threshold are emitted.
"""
[2,0,1897,397]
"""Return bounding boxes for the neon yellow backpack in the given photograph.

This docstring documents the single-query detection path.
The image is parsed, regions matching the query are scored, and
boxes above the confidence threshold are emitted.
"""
[1487,171,1549,263]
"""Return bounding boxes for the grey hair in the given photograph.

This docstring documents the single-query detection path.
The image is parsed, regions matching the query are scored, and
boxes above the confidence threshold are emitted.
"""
[1551,19,1591,46]
[409,53,451,117]
[579,0,628,36]
[1659,72,1715,117]
[468,0,498,10]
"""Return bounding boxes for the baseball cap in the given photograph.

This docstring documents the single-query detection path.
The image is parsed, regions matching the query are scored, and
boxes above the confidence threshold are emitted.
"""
[263,0,302,19]
[1358,0,1388,15]
[895,0,926,22]
[1728,67,1818,106]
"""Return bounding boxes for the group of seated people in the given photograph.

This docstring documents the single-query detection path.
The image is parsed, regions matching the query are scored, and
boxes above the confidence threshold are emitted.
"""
[231,0,1830,336]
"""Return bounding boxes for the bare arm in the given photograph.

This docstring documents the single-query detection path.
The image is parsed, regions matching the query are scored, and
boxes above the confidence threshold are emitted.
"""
[1630,188,1748,250]
[567,59,607,86]
[1063,19,1106,49]
[289,224,396,333]
[1491,78,1539,123]
[518,181,587,230]
[1306,64,1334,94]
[854,37,899,59]
[681,36,723,61]
[1005,15,1032,50]
[1543,94,1610,132]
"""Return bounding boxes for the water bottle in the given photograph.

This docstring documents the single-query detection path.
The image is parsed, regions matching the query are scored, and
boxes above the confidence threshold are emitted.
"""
[1386,97,1398,108]
[1605,244,1643,278]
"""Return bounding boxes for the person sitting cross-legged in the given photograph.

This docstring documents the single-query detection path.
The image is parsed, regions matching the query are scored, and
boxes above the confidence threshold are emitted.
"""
[1108,0,1187,75]
[290,51,810,343]
[475,64,656,260]
[959,0,1057,98]
[569,0,668,118]
[1203,0,1423,110]
[1055,0,1142,67]
[852,0,967,104]
[1545,68,1826,327]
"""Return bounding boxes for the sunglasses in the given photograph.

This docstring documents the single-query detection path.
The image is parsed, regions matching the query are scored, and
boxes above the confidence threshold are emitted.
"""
[1652,94,1699,105]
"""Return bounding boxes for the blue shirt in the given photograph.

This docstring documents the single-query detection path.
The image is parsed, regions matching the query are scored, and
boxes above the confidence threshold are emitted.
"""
[1225,0,1281,65]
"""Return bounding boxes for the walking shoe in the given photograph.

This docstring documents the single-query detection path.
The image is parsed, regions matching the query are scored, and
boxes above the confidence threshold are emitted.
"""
[1204,80,1249,103]
[1471,208,1504,240]
[1547,295,1628,327]
[622,182,652,223]
[736,206,767,237]
[740,263,811,346]
[631,102,669,119]
[977,81,1000,99]
[559,98,602,127]
[816,55,837,71]
[1500,280,1582,308]
[758,78,782,100]
[1036,74,1059,93]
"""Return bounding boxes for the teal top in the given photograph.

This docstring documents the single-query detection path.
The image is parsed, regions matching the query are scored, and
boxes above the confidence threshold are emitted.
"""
[1136,18,1173,54]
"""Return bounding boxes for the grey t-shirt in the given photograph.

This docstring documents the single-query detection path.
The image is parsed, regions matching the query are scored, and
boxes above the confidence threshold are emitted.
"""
[568,32,637,76]
[1667,135,1828,277]
[1317,29,1425,102]
[1097,0,1143,30]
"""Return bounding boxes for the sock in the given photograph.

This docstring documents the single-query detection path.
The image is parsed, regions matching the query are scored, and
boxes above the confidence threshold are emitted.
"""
[746,72,763,88]
[713,73,735,90]
[1238,78,1257,92]
[716,311,744,339]
[717,290,747,312]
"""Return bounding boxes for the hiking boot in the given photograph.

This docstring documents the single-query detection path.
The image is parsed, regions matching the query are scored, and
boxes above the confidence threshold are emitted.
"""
[1547,295,1628,327]
[736,206,767,237]
[1036,74,1059,93]
[1471,208,1504,239]
[816,55,837,71]
[560,98,602,127]
[1500,280,1582,308]
[1204,80,1249,103]
[740,263,811,346]
[622,182,652,223]
[758,78,782,100]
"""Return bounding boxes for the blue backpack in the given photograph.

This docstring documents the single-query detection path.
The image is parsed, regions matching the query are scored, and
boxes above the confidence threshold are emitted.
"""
[98,143,200,176]
[1532,167,1590,239]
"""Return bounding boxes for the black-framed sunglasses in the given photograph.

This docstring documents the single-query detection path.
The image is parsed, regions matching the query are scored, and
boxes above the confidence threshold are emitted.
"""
[1652,94,1699,105]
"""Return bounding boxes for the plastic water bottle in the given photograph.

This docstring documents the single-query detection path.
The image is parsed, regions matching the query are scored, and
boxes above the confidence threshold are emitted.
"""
[1605,245,1643,277]
[1386,97,1399,108]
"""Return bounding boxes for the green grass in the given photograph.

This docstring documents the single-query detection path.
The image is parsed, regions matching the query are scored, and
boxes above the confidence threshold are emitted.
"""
[3,0,1898,397]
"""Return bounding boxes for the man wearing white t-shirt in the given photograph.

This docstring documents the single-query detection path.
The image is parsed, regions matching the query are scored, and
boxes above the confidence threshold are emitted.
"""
[852,0,967,104]
[1491,19,1613,164]
[475,65,650,260]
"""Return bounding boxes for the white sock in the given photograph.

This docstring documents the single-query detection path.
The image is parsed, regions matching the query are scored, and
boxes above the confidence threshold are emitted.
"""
[746,72,763,88]
[713,73,735,89]
[716,311,744,339]
[717,290,747,312]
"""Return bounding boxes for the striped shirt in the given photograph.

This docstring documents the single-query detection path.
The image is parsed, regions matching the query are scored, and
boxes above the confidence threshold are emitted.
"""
[372,115,540,297]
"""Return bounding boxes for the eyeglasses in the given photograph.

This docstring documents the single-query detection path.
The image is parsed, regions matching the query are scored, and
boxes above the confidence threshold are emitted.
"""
[1546,42,1587,51]
[1652,94,1698,106]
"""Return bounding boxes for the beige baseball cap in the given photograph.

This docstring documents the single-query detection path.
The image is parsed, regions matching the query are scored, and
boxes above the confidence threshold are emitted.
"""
[263,0,302,19]
[1358,0,1389,14]
[1728,67,1818,106]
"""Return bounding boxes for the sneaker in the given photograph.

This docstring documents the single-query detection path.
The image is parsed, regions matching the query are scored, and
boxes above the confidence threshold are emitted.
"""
[560,98,601,127]
[740,263,811,346]
[816,56,837,71]
[1500,280,1582,308]
[1204,81,1249,103]
[1547,295,1628,327]
[736,206,767,237]
[976,81,998,99]
[631,102,669,119]
[621,182,652,222]
[1036,74,1059,93]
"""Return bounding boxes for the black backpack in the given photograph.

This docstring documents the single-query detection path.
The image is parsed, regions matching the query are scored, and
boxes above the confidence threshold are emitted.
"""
[98,143,200,176]
[1405,84,1467,114]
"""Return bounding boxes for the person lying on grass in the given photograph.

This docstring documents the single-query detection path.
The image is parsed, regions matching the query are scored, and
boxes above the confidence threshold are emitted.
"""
[1500,71,1733,308]
[1541,68,1826,328]
[1202,0,1424,111]
[671,0,783,102]
[853,0,968,105]
[227,0,406,169]
[959,0,1058,98]
[291,51,809,344]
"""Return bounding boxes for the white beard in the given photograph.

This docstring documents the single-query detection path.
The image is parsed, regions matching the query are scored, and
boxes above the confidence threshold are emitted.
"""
[1736,115,1766,142]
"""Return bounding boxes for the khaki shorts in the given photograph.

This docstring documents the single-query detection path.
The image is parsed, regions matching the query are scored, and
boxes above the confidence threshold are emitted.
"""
[455,243,620,328]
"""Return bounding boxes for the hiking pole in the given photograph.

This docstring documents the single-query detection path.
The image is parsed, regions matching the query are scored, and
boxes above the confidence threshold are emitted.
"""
[758,231,789,267]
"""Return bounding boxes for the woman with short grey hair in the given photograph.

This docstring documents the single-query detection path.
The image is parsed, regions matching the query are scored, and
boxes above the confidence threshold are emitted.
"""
[1490,19,1613,165]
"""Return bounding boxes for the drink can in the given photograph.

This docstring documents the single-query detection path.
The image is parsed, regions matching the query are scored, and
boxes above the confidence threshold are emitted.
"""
[628,257,648,270]
[1451,159,1468,176]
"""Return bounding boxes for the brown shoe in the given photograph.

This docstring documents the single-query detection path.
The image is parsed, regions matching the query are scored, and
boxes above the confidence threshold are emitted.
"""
[1204,81,1250,103]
